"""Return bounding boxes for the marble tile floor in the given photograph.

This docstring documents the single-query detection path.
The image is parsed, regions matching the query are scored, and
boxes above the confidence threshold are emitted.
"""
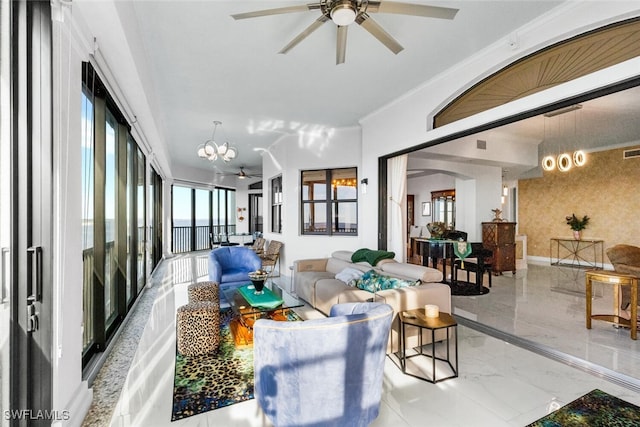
[84,253,640,426]
[451,263,640,385]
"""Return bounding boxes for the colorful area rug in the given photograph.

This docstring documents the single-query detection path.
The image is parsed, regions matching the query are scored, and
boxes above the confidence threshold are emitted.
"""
[171,308,253,421]
[171,307,301,421]
[526,389,640,427]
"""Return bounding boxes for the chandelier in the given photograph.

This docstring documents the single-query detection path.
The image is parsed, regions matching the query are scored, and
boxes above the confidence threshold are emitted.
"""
[197,121,238,163]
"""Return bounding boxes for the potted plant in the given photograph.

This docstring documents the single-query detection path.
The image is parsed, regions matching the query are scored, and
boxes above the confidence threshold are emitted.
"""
[565,213,590,240]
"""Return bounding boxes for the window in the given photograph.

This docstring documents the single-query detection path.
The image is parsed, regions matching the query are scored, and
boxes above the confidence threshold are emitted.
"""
[301,168,357,235]
[195,188,210,250]
[171,185,236,252]
[432,189,455,228]
[271,176,282,233]
[81,62,162,368]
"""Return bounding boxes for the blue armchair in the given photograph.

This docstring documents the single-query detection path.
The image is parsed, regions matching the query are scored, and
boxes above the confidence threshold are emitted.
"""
[208,246,262,302]
[253,302,393,427]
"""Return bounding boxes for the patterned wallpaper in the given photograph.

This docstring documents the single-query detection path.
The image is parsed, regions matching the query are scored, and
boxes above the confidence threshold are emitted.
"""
[518,145,640,261]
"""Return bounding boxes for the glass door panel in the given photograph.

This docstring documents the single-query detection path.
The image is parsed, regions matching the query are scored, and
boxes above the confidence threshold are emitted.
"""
[81,89,95,351]
[136,148,145,292]
[105,111,118,327]
[195,189,210,250]
[0,0,10,417]
[126,140,134,304]
[227,190,236,235]
[172,186,192,252]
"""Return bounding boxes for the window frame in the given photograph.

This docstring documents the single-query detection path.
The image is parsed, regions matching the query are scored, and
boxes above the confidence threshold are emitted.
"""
[270,175,282,234]
[300,167,358,236]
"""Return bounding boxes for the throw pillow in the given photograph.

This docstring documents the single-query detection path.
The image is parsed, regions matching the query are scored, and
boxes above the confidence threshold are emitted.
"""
[355,270,420,293]
[334,267,365,287]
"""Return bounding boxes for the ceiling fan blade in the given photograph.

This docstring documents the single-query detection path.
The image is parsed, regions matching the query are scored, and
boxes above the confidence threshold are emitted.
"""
[356,14,403,54]
[336,25,348,65]
[279,16,330,54]
[231,3,321,20]
[367,1,458,20]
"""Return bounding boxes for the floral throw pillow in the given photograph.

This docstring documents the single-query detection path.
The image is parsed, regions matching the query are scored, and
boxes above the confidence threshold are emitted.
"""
[355,270,420,293]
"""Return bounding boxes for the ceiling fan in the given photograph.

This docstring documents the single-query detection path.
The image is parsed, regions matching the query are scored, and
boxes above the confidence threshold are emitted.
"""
[231,0,459,64]
[218,166,262,180]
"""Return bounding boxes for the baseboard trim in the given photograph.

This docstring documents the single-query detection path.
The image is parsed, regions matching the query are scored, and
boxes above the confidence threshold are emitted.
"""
[52,381,93,427]
[526,255,613,270]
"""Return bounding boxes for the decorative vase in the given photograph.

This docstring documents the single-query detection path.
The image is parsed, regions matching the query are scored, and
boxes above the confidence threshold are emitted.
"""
[248,271,268,295]
[252,279,265,294]
[573,230,581,240]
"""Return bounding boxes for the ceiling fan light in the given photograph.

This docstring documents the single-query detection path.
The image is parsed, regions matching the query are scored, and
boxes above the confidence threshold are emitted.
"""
[331,4,356,26]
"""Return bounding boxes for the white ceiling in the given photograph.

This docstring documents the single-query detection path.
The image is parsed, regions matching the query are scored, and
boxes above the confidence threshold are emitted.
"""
[75,1,640,182]
[76,0,565,177]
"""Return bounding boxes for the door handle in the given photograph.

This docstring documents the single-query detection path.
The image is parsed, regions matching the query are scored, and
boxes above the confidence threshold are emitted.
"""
[27,302,39,333]
[27,246,43,302]
[1,247,8,303]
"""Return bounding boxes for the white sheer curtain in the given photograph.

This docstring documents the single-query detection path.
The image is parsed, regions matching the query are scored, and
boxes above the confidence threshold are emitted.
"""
[387,155,408,262]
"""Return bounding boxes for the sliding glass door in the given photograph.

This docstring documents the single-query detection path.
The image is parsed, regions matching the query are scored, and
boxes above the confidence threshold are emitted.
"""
[171,186,236,252]
[0,0,11,417]
[81,63,156,368]
[2,0,54,417]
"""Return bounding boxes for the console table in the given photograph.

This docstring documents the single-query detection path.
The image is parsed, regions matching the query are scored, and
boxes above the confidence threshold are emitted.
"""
[550,237,604,269]
[585,270,637,340]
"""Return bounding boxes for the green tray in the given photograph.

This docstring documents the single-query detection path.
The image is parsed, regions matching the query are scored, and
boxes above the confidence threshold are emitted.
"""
[238,284,284,309]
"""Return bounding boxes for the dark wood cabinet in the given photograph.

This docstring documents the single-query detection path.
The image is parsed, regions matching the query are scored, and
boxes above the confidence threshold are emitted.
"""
[482,222,516,275]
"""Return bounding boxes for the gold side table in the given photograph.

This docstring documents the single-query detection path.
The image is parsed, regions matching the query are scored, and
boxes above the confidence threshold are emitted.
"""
[585,270,637,340]
[393,310,458,383]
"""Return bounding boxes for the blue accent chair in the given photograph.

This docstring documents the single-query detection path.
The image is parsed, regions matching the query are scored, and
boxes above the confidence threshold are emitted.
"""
[208,246,262,303]
[253,302,393,427]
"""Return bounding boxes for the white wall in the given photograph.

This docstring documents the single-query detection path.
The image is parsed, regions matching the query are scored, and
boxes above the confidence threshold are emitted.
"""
[233,180,263,236]
[262,127,364,285]
[51,6,92,425]
[406,173,454,227]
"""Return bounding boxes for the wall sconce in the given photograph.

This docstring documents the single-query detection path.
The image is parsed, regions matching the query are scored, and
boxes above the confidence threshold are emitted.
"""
[237,207,246,222]
[360,178,368,194]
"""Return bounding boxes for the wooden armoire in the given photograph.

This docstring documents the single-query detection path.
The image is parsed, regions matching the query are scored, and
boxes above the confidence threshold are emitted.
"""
[482,222,516,275]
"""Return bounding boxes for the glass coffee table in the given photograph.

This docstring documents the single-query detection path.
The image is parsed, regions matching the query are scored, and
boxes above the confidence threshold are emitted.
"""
[222,282,303,348]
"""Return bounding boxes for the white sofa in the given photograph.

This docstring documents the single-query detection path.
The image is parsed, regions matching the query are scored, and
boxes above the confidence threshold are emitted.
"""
[293,250,451,353]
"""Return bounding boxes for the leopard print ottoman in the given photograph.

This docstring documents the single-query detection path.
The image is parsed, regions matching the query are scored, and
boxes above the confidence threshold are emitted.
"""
[176,301,221,356]
[188,281,220,304]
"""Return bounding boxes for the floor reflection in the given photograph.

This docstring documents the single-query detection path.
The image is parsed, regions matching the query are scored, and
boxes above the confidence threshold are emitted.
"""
[452,263,640,383]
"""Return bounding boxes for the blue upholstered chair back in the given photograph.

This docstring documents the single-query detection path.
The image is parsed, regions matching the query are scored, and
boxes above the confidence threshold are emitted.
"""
[208,246,262,297]
[253,302,393,427]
